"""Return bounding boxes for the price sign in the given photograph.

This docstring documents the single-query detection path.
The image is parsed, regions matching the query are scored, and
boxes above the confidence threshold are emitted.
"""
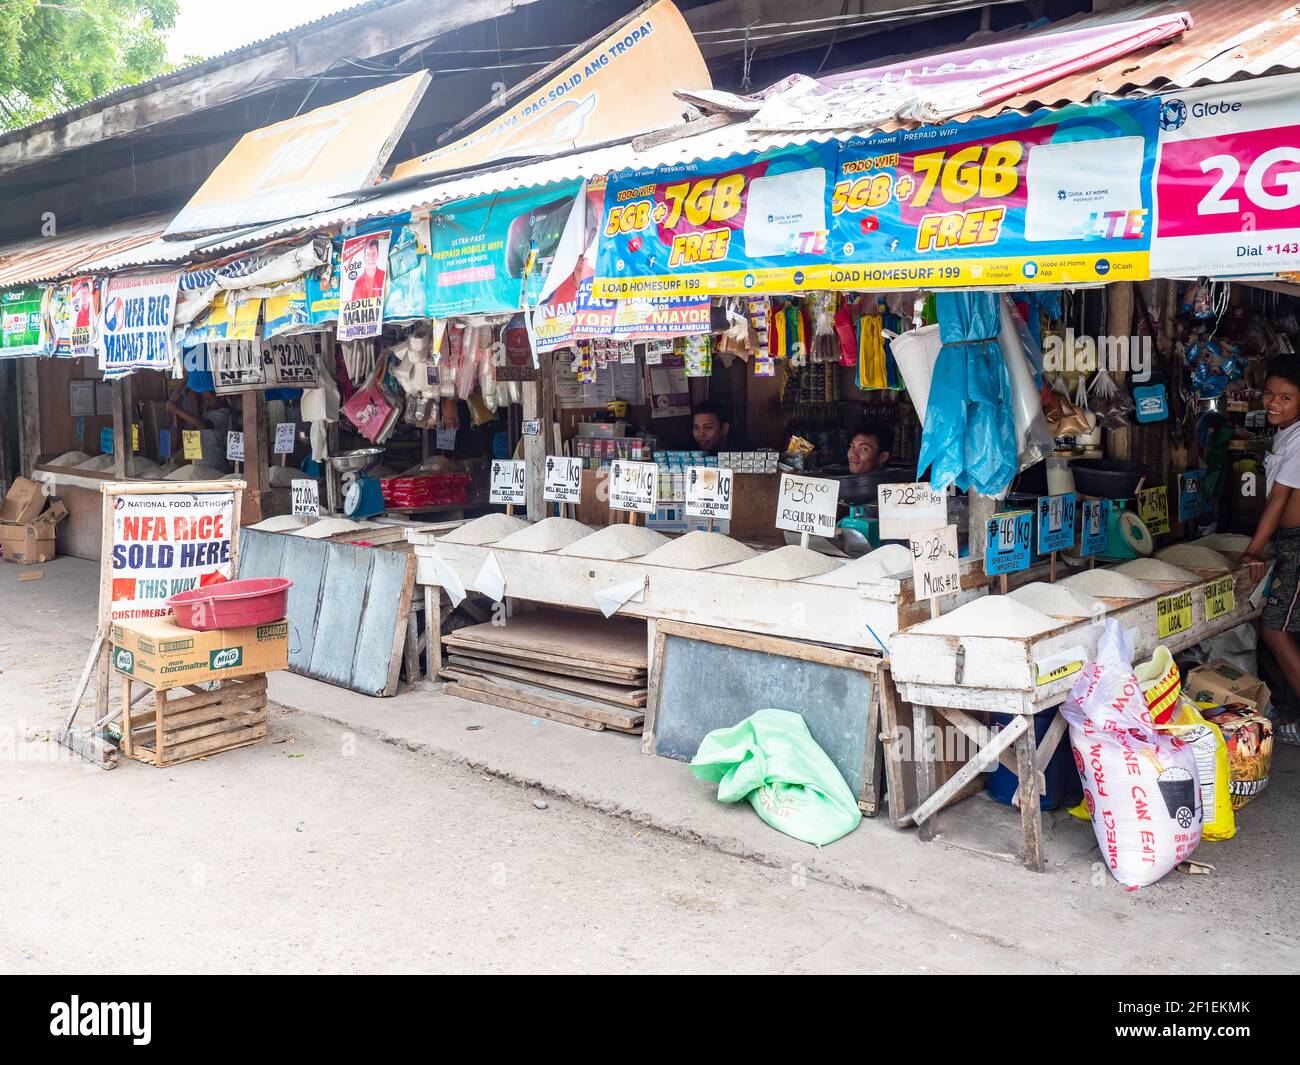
[685,466,734,520]
[1138,486,1170,536]
[1204,575,1236,621]
[775,474,839,538]
[436,428,457,450]
[274,422,296,455]
[1081,499,1110,557]
[182,430,203,460]
[543,456,583,504]
[609,460,658,513]
[523,419,542,437]
[1157,589,1194,639]
[226,430,245,462]
[159,429,172,461]
[1178,470,1206,522]
[910,524,961,601]
[490,460,527,506]
[985,510,1033,576]
[878,482,947,540]
[1036,492,1077,553]
[131,424,140,453]
[99,427,114,455]
[291,478,319,517]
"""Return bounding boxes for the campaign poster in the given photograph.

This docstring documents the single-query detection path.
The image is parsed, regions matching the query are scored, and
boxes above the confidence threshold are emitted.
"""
[97,270,180,376]
[337,230,390,341]
[109,491,237,623]
[1152,74,1300,277]
[46,276,98,357]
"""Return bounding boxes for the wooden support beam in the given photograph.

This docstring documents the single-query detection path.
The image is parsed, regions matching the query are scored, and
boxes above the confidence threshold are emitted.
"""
[17,357,40,477]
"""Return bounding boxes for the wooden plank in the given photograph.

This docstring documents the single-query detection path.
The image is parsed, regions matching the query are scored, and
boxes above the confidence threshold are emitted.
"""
[351,546,416,697]
[913,704,937,842]
[120,673,134,760]
[442,671,643,730]
[860,681,883,818]
[446,684,604,732]
[165,710,268,746]
[441,638,645,681]
[449,610,648,669]
[877,669,910,825]
[162,695,266,734]
[653,618,881,674]
[445,655,646,706]
[159,676,267,716]
[904,714,1029,829]
[425,585,441,678]
[1016,726,1045,872]
[154,724,268,766]
[307,543,370,689]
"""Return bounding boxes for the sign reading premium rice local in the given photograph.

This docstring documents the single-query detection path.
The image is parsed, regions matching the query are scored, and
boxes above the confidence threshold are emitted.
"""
[337,231,390,341]
[109,491,236,623]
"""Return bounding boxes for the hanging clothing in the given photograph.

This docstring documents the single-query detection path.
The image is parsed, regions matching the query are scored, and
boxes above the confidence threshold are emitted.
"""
[857,313,887,390]
[770,302,808,359]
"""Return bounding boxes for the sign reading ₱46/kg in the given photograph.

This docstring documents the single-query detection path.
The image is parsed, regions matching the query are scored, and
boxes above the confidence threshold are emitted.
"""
[776,474,839,538]
[543,456,583,504]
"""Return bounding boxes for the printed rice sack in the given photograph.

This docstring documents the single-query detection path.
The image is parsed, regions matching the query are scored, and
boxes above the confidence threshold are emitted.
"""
[1206,708,1273,810]
[1159,698,1235,841]
[1061,621,1202,887]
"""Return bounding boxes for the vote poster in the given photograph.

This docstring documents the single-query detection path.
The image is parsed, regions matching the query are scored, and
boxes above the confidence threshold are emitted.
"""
[338,230,390,341]
[426,183,581,317]
[594,143,837,299]
[109,491,236,623]
[535,182,711,352]
[1152,75,1300,277]
[825,98,1159,290]
[97,270,180,376]
[46,276,97,357]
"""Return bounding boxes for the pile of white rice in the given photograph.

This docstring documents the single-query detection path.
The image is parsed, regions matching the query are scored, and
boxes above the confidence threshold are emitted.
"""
[1155,543,1233,573]
[915,595,1060,637]
[439,513,531,546]
[493,516,593,552]
[640,531,758,570]
[1008,581,1103,618]
[291,518,382,539]
[249,515,310,532]
[1060,569,1157,599]
[1194,533,1263,556]
[716,545,843,580]
[558,524,669,560]
[806,544,913,586]
[1116,558,1198,582]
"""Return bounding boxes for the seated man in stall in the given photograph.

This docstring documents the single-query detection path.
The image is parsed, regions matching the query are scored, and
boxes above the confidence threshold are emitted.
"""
[846,419,893,475]
[691,400,751,455]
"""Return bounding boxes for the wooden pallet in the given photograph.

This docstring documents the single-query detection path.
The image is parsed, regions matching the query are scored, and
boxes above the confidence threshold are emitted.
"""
[443,670,644,734]
[445,654,647,707]
[121,673,269,767]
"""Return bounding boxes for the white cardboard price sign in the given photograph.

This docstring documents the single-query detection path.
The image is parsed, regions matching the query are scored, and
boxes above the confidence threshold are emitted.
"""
[490,459,527,506]
[273,422,296,455]
[436,427,457,450]
[685,466,733,520]
[291,478,319,517]
[910,524,961,601]
[609,460,658,513]
[878,482,947,540]
[543,456,583,504]
[775,474,839,537]
[226,430,245,462]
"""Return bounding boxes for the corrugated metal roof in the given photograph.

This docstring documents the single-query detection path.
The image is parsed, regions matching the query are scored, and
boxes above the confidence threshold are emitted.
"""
[0,214,172,289]
[975,0,1300,116]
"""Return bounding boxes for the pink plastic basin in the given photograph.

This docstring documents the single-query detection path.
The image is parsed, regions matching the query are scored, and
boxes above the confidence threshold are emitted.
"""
[168,577,292,630]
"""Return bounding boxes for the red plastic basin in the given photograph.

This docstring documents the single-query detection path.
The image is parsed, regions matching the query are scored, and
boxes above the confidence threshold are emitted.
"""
[168,577,292,631]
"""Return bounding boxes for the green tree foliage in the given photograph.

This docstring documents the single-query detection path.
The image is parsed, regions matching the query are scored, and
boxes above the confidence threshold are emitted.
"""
[0,0,180,130]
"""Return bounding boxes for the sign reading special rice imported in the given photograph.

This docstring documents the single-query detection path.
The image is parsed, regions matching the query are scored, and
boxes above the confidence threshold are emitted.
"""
[109,491,237,623]
[97,270,179,376]
[337,231,390,341]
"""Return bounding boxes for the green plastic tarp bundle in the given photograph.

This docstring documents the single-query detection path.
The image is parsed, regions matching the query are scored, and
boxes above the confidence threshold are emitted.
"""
[689,708,862,846]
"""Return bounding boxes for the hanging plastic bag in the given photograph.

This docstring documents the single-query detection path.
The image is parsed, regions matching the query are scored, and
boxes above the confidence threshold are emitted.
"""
[997,295,1054,470]
[690,708,862,846]
[1060,622,1203,886]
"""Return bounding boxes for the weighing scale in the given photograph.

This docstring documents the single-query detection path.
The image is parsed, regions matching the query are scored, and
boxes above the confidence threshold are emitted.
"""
[329,447,386,519]
[828,466,916,556]
[1067,459,1155,562]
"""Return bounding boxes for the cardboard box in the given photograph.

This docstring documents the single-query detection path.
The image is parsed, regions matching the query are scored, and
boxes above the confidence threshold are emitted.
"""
[0,476,47,525]
[1185,659,1271,715]
[110,616,289,690]
[0,522,56,564]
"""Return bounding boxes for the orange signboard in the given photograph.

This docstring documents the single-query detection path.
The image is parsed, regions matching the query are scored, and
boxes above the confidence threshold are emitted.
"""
[390,0,709,182]
[166,71,431,237]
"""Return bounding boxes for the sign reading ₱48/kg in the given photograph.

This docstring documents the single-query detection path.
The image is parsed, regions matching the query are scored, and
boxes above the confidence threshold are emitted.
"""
[776,474,839,538]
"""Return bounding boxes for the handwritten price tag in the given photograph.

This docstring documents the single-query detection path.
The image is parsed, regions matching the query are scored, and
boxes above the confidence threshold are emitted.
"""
[490,460,527,506]
[685,467,733,520]
[878,482,946,540]
[274,422,296,455]
[776,474,839,537]
[543,456,583,504]
[609,460,658,513]
[910,524,961,601]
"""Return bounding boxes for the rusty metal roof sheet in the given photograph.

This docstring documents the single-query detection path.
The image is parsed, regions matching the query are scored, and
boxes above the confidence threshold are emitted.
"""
[975,0,1300,116]
[0,214,172,289]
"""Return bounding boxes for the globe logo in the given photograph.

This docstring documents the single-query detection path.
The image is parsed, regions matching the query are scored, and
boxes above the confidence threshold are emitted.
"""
[1022,261,1039,279]
[1159,99,1187,131]
[743,273,755,288]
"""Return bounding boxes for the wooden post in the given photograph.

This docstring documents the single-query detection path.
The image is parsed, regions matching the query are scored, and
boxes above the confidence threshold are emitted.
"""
[17,357,40,477]
[120,675,134,759]
[241,391,270,525]
[111,376,135,479]
[523,352,554,522]
[913,703,937,841]
[1016,723,1045,872]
